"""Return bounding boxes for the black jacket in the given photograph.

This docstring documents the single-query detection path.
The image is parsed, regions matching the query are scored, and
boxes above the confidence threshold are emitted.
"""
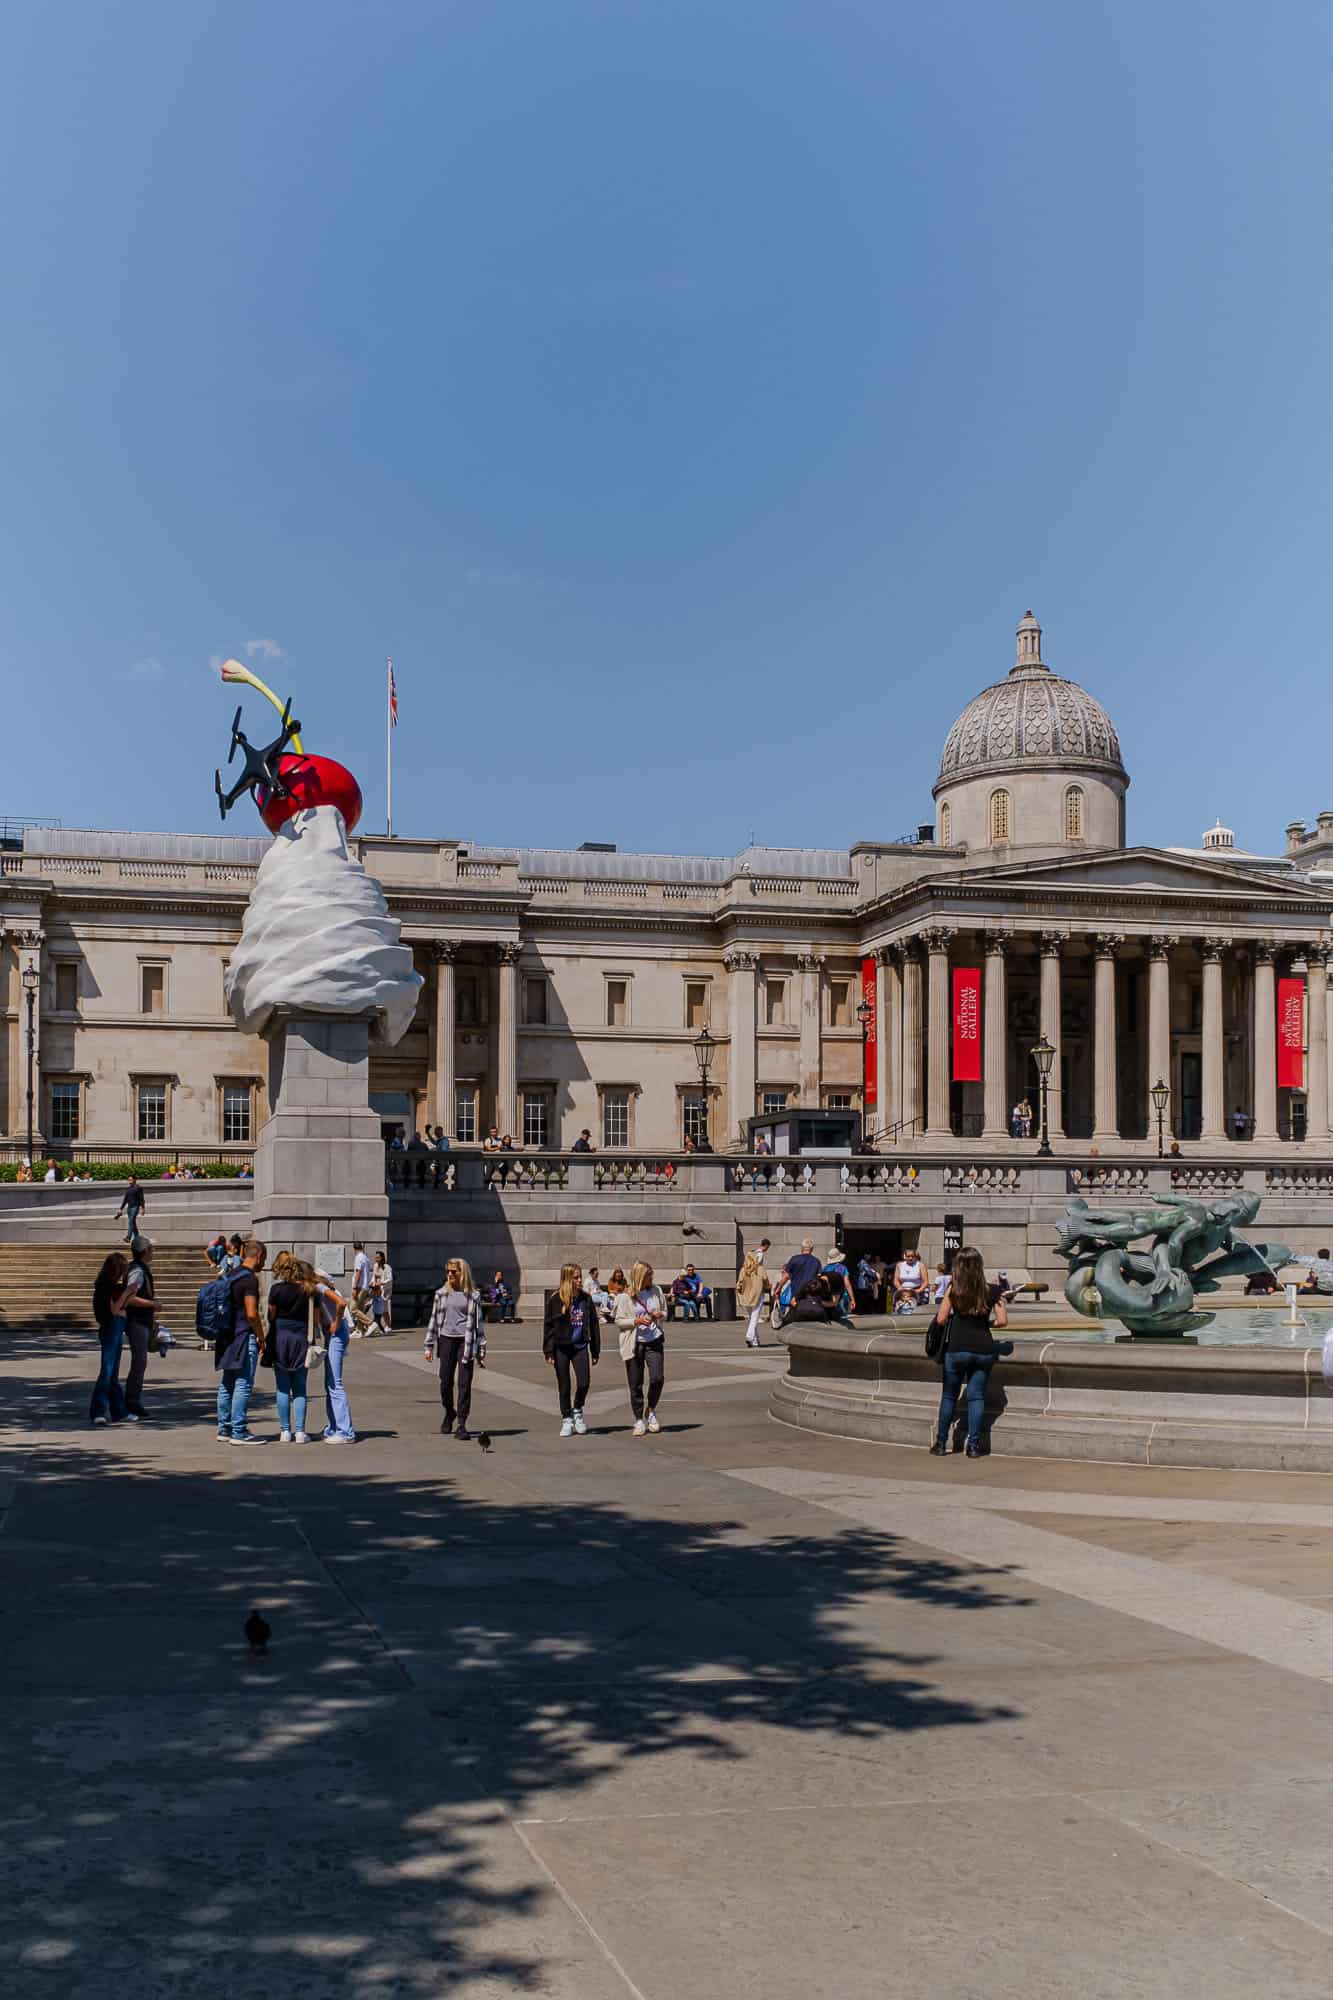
[542,1289,602,1362]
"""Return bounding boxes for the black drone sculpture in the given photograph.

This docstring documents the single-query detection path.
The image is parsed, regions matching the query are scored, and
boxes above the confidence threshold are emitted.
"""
[214,701,302,821]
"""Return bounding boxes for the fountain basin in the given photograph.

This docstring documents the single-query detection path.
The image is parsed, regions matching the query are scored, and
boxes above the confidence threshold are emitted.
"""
[773,1327,1333,1470]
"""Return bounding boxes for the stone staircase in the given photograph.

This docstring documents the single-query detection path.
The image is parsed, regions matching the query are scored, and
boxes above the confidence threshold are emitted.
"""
[0,1244,213,1336]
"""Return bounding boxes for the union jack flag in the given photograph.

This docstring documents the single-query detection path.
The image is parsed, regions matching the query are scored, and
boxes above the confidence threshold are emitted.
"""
[388,658,398,727]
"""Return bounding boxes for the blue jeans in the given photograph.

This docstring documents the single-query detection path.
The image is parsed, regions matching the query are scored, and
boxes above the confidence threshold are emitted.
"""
[275,1365,308,1434]
[323,1325,355,1438]
[217,1334,258,1437]
[935,1351,995,1449]
[676,1298,699,1320]
[90,1318,127,1422]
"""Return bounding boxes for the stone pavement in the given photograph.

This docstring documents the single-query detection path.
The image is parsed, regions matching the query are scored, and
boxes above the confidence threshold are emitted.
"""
[4,1319,1333,1997]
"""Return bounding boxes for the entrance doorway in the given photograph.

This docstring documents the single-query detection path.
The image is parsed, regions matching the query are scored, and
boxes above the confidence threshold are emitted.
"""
[839,1226,915,1312]
[1179,1054,1202,1141]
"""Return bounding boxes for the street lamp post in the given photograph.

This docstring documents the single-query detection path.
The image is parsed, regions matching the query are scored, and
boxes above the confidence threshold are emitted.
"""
[692,1026,717,1149]
[21,963,39,1171]
[856,993,874,1150]
[1030,1035,1055,1158]
[1150,1076,1170,1158]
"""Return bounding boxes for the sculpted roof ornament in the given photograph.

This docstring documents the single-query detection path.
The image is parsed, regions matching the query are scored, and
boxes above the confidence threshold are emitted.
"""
[934,612,1127,792]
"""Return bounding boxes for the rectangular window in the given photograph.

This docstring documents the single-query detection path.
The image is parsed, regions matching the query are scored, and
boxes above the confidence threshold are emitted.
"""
[683,1096,709,1146]
[50,1081,80,1141]
[602,1089,629,1148]
[456,975,480,1026]
[684,981,709,1030]
[455,1088,477,1143]
[140,963,165,1014]
[521,1092,549,1148]
[829,980,852,1028]
[523,976,548,1025]
[137,1083,166,1142]
[826,1092,853,1110]
[765,979,787,1027]
[222,1085,251,1144]
[606,979,628,1028]
[761,1090,788,1115]
[54,963,78,1012]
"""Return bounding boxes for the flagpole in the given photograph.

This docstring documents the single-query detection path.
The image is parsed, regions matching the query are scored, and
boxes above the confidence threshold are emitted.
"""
[386,656,393,838]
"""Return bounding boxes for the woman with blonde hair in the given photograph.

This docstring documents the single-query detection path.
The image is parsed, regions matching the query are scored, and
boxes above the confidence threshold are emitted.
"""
[622,1259,667,1436]
[930,1245,1014,1459]
[736,1250,769,1349]
[267,1253,318,1443]
[542,1262,600,1438]
[424,1256,485,1440]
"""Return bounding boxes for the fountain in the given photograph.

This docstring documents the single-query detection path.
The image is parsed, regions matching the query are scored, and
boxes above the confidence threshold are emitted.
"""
[1053,1192,1294,1341]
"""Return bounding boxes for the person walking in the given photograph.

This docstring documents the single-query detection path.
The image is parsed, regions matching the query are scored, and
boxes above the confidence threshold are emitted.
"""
[352,1242,371,1311]
[316,1270,357,1442]
[267,1253,316,1443]
[543,1263,600,1437]
[736,1251,768,1348]
[216,1238,267,1446]
[90,1252,135,1426]
[622,1261,667,1436]
[929,1246,1014,1459]
[115,1172,146,1244]
[369,1250,393,1332]
[425,1257,486,1440]
[122,1238,158,1420]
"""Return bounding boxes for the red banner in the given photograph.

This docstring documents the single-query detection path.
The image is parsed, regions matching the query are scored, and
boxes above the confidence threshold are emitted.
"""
[952,967,982,1082]
[1278,975,1305,1088]
[861,957,877,1106]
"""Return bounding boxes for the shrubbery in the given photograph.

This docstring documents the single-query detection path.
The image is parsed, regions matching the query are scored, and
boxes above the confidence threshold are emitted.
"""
[0,1160,248,1183]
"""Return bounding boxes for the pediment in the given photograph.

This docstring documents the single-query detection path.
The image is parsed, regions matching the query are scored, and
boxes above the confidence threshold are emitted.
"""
[954,846,1331,904]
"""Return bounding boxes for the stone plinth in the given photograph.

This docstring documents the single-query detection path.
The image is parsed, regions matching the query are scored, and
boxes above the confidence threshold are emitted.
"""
[248,1012,387,1265]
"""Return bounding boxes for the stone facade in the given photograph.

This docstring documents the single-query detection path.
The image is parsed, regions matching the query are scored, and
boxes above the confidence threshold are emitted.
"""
[5,611,1333,1161]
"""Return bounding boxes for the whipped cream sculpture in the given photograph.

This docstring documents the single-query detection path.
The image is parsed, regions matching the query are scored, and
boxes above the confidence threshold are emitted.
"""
[215,660,421,1045]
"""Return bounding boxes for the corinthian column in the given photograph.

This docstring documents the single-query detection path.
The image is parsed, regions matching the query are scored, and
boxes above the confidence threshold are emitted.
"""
[1201,938,1227,1143]
[429,941,457,1135]
[982,934,1009,1140]
[1252,940,1278,1142]
[1307,947,1329,1143]
[496,942,520,1141]
[877,948,898,1137]
[725,950,759,1143]
[15,928,43,1149]
[1091,934,1121,1145]
[1146,936,1174,1140]
[796,953,824,1105]
[1038,933,1064,1138]
[924,928,955,1134]
[900,943,923,1131]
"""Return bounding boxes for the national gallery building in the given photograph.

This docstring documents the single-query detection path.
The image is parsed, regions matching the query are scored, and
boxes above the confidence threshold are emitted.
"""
[6,611,1333,1163]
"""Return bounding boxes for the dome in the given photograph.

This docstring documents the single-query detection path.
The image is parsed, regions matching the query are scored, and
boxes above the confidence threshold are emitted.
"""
[934,612,1126,794]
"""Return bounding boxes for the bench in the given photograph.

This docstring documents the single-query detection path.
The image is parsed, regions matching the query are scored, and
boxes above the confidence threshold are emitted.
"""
[1000,1267,1049,1303]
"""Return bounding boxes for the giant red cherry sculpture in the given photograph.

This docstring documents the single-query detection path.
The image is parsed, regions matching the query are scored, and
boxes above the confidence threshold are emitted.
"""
[257,752,363,835]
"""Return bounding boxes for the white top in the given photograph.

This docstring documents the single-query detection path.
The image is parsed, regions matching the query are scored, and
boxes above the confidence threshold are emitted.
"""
[633,1286,666,1340]
[353,1251,371,1290]
[371,1261,393,1295]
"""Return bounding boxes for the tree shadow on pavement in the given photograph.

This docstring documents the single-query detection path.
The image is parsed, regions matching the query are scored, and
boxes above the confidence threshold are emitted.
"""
[0,1350,1027,1997]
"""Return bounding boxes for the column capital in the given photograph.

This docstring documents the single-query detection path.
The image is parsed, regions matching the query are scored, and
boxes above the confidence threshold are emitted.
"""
[1147,933,1178,961]
[1252,937,1280,965]
[982,931,1011,958]
[495,940,522,965]
[1092,931,1123,960]
[1038,930,1066,959]
[795,951,826,972]
[1200,936,1229,963]
[430,938,459,964]
[14,927,43,951]
[920,926,957,955]
[723,948,761,972]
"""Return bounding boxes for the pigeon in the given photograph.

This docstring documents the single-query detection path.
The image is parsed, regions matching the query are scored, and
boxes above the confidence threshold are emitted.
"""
[244,1609,271,1656]
[477,1432,492,1453]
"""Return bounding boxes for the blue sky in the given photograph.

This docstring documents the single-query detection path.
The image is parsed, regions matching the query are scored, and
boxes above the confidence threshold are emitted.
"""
[4,0,1333,856]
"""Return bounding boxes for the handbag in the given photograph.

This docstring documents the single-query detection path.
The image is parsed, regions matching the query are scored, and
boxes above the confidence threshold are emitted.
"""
[924,1311,950,1362]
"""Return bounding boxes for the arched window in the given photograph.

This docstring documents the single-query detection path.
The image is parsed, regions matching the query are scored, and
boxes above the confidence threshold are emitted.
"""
[938,802,951,846]
[989,788,1011,844]
[1064,785,1084,841]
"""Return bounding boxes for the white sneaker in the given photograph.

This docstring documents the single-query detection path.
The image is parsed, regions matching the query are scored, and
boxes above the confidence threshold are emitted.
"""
[646,1411,661,1434]
[559,1417,575,1438]
[572,1409,587,1435]
[280,1430,293,1443]
[632,1419,646,1437]
[294,1432,310,1444]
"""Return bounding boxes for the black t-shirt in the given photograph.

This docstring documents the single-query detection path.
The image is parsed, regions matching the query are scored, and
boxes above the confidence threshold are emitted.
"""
[945,1308,1000,1357]
[230,1270,260,1332]
[268,1280,308,1321]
